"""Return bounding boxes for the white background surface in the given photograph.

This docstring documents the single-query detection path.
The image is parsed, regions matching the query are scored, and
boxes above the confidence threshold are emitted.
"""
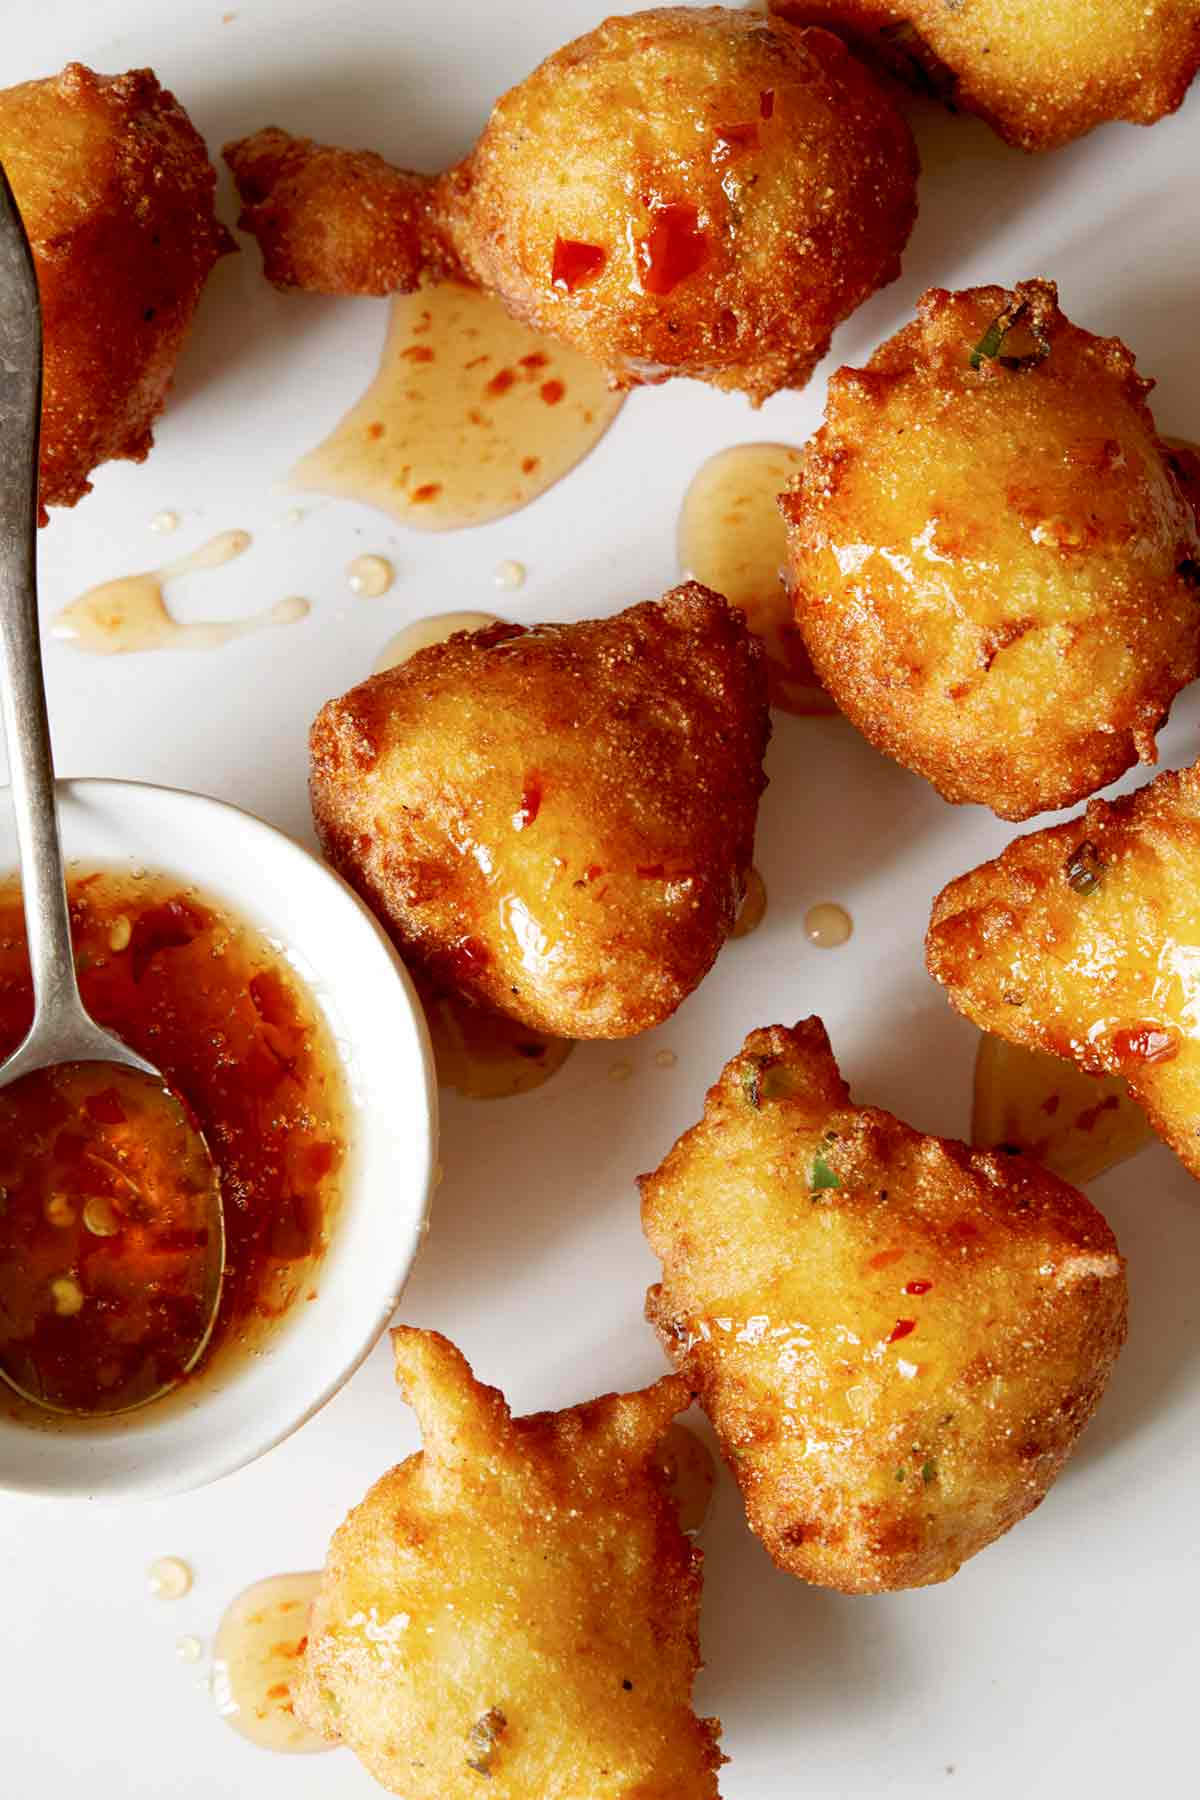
[4,3,1200,1795]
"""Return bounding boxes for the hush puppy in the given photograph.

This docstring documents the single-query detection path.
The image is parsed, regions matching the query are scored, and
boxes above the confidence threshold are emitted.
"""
[928,758,1200,1184]
[641,1019,1127,1593]
[295,1328,723,1799]
[309,584,770,1039]
[0,63,231,520]
[780,279,1200,820]
[772,1,1200,151]
[225,6,919,403]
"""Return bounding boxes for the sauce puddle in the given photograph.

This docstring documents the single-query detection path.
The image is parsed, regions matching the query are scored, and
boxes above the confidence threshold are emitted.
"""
[678,443,835,716]
[419,979,574,1100]
[374,610,502,675]
[654,1422,716,1535]
[291,282,625,531]
[52,530,309,655]
[972,1033,1153,1186]
[732,866,767,939]
[212,1572,333,1755]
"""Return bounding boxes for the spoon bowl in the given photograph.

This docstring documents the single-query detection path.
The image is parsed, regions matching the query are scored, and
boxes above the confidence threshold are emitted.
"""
[0,161,225,1413]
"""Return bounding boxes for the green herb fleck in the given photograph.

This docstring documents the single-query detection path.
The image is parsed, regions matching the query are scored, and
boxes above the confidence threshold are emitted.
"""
[895,1466,907,1483]
[922,1459,937,1484]
[741,1065,762,1109]
[810,1150,841,1191]
[969,296,1051,373]
[1064,839,1105,896]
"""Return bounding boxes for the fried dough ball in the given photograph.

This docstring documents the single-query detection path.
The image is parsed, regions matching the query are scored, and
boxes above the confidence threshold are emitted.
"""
[772,0,1200,151]
[294,1329,723,1800]
[928,759,1200,1184]
[0,63,231,521]
[780,280,1200,821]
[641,1019,1127,1593]
[309,584,769,1039]
[225,6,919,403]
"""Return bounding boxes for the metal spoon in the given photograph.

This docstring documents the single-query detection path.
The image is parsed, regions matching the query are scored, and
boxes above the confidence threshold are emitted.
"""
[0,163,224,1415]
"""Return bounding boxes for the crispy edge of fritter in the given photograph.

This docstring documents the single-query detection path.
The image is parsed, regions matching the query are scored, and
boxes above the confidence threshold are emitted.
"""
[641,1016,1128,1592]
[308,583,770,1039]
[223,125,461,293]
[294,1328,723,1797]
[779,278,1200,820]
[926,757,1200,1180]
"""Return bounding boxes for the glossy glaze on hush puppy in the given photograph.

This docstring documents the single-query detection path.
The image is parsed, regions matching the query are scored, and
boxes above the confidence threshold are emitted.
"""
[0,64,231,521]
[780,280,1200,821]
[928,759,1200,1185]
[641,1020,1126,1594]
[295,1329,723,1800]
[772,0,1200,151]
[309,585,769,1039]
[225,6,919,403]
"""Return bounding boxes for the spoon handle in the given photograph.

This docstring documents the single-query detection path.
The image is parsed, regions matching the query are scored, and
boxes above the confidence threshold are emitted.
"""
[0,163,84,1028]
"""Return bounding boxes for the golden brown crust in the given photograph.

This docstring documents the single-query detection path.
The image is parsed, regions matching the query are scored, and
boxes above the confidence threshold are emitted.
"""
[224,7,918,402]
[780,280,1200,820]
[295,1329,723,1799]
[774,0,1200,150]
[641,1019,1127,1593]
[223,127,457,294]
[927,759,1200,1183]
[309,585,770,1039]
[438,8,918,402]
[0,63,232,521]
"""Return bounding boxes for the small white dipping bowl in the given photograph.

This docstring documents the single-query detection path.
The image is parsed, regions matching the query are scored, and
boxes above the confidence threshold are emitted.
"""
[0,779,437,1501]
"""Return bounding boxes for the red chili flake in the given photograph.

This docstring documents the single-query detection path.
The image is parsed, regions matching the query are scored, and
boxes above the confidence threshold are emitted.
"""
[366,421,385,440]
[551,237,607,292]
[401,345,435,363]
[129,901,201,983]
[1074,1093,1121,1134]
[305,1141,336,1182]
[887,1318,917,1344]
[476,620,527,649]
[868,1248,905,1270]
[521,455,540,474]
[411,482,442,503]
[759,88,775,118]
[903,1280,932,1296]
[712,121,760,163]
[513,777,542,831]
[486,367,516,396]
[84,1088,127,1126]
[519,352,549,371]
[583,864,605,882]
[1040,1093,1061,1115]
[249,969,297,1030]
[636,863,665,879]
[540,379,566,405]
[637,202,708,296]
[1110,1022,1181,1066]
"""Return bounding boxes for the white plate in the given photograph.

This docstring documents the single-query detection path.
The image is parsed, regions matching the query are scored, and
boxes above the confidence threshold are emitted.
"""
[4,3,1200,1796]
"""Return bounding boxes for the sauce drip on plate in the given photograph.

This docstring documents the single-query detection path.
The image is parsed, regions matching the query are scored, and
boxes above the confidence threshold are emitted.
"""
[678,444,835,716]
[419,980,574,1100]
[52,531,310,656]
[374,610,502,675]
[212,1572,333,1755]
[654,1422,716,1534]
[291,282,624,531]
[972,1033,1153,1185]
[804,902,852,949]
[731,866,767,939]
